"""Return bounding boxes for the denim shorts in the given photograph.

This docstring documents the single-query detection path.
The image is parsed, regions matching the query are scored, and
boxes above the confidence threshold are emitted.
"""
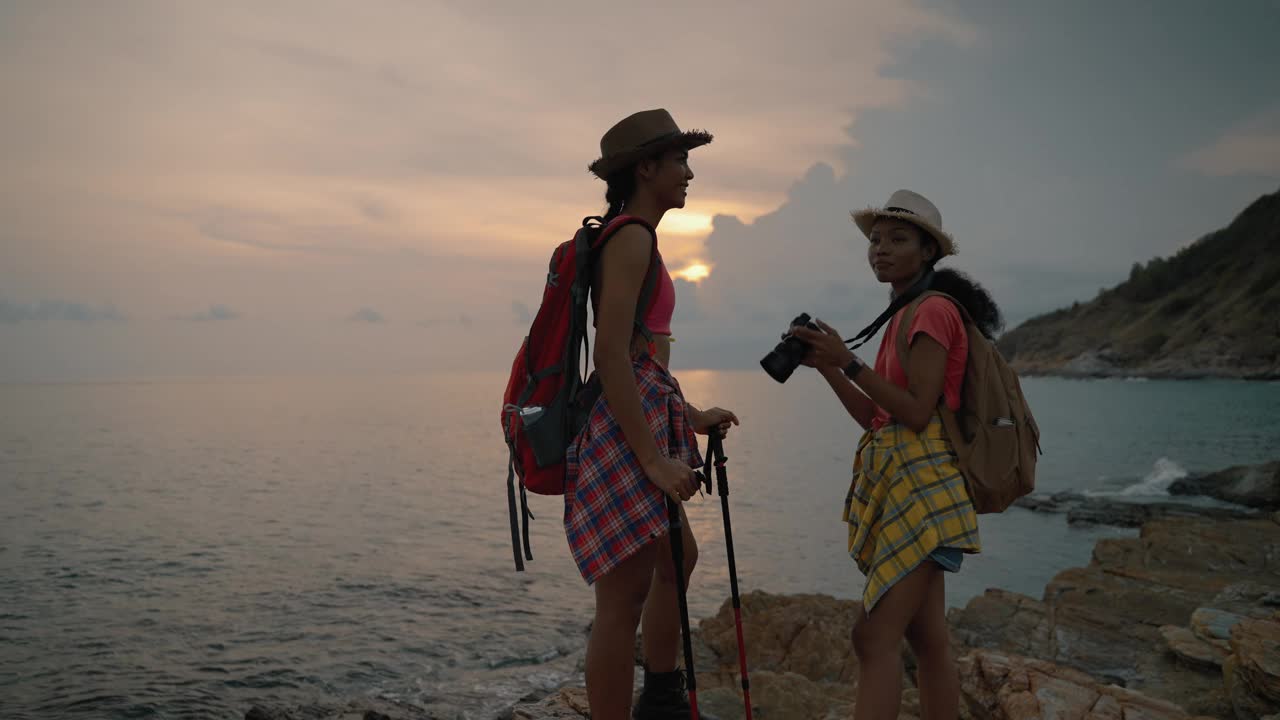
[929,546,964,573]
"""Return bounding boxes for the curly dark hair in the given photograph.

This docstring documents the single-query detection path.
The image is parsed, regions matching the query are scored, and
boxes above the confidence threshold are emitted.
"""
[927,267,1004,339]
[900,230,1004,339]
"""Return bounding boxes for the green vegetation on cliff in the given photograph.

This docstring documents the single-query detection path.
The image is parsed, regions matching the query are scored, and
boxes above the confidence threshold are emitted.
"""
[998,188,1280,379]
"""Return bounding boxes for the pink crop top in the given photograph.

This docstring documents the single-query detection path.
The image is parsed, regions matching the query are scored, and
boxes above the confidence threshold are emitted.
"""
[588,216,676,336]
[644,257,675,336]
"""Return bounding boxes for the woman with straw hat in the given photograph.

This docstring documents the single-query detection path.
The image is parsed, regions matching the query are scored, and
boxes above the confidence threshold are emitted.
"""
[566,109,738,719]
[790,190,1003,720]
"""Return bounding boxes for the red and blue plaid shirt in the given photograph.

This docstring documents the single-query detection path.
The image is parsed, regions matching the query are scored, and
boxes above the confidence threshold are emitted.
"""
[564,356,702,584]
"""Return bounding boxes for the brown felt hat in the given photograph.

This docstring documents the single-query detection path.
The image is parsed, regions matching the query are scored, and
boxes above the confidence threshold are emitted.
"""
[588,109,713,179]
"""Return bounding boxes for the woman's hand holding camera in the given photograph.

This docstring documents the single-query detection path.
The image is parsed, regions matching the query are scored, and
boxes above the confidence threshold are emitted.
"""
[791,319,856,371]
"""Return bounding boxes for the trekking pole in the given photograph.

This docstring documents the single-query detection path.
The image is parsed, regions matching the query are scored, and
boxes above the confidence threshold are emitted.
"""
[706,433,753,720]
[666,494,700,720]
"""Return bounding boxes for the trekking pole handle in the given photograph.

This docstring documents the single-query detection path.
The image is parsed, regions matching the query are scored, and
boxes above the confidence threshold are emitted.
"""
[705,433,729,496]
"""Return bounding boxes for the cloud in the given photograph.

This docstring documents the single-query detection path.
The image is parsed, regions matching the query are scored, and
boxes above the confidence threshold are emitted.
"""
[511,300,531,325]
[689,163,881,330]
[1179,107,1280,178]
[0,2,987,378]
[0,298,125,324]
[414,311,484,330]
[667,156,1136,369]
[0,2,978,267]
[673,279,701,324]
[191,206,395,256]
[179,304,240,322]
[348,307,384,323]
[358,198,396,223]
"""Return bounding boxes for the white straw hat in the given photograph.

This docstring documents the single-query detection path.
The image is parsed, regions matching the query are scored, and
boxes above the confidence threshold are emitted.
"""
[851,189,956,257]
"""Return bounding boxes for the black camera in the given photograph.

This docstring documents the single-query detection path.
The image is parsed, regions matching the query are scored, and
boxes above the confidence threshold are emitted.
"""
[761,313,821,383]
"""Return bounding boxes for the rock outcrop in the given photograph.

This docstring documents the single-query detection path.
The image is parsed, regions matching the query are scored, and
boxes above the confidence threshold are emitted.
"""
[247,481,1280,719]
[1169,461,1280,511]
[512,514,1280,719]
[1013,491,1261,527]
[949,516,1280,718]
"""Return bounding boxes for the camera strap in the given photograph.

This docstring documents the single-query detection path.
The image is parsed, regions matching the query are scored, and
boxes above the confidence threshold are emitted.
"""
[842,270,935,350]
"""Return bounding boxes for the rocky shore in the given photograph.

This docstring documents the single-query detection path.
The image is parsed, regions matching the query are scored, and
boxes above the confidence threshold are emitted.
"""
[246,461,1280,720]
[1005,353,1280,382]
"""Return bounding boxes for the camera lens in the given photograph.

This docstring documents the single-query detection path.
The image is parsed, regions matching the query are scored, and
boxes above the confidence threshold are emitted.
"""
[760,313,814,383]
[761,344,800,383]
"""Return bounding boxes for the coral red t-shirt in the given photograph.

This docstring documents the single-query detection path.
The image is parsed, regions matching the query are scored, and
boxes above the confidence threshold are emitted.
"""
[870,297,968,431]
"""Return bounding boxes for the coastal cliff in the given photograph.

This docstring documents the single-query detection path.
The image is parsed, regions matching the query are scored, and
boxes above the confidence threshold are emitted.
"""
[997,188,1280,380]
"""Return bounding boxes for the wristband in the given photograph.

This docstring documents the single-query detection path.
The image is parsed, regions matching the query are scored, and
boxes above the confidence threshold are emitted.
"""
[842,355,866,381]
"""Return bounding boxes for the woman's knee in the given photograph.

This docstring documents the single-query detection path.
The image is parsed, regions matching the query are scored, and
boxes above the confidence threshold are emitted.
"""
[597,585,649,628]
[851,615,873,659]
[595,552,655,626]
[905,616,951,662]
[905,570,951,661]
[681,530,699,577]
[653,531,698,585]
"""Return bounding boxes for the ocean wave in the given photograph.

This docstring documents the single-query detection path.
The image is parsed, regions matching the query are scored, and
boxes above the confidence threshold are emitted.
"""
[1086,457,1188,497]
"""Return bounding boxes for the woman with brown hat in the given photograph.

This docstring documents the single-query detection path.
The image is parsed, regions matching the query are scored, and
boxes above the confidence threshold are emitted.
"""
[565,109,738,719]
[789,190,1002,720]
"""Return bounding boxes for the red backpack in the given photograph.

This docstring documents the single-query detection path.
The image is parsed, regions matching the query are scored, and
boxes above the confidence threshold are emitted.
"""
[501,215,660,570]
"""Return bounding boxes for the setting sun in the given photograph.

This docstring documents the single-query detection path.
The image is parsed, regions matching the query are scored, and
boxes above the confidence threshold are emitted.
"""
[672,262,712,283]
[662,211,714,236]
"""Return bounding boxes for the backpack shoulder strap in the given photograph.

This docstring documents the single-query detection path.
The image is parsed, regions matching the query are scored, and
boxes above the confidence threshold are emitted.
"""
[922,290,978,327]
[895,290,976,372]
[895,293,929,371]
[591,215,660,341]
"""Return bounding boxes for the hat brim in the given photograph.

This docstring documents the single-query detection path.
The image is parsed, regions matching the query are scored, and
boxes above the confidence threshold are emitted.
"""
[851,207,957,257]
[588,130,713,179]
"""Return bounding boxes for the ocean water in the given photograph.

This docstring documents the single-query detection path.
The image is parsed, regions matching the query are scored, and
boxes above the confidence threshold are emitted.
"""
[2,372,1278,719]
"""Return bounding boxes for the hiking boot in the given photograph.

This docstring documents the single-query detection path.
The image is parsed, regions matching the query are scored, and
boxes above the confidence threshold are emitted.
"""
[632,668,720,720]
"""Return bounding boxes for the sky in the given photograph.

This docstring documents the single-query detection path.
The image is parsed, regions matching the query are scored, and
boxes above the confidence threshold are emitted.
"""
[2,0,1278,381]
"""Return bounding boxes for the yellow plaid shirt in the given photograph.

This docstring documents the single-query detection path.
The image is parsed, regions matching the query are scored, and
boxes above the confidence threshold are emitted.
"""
[844,415,981,613]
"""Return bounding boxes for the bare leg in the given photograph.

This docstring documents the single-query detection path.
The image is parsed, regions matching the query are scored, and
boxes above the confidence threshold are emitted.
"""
[587,543,659,720]
[641,505,698,672]
[852,561,939,720]
[905,568,958,720]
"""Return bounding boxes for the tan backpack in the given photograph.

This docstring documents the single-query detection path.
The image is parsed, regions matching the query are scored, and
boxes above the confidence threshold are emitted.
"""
[895,291,1041,513]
